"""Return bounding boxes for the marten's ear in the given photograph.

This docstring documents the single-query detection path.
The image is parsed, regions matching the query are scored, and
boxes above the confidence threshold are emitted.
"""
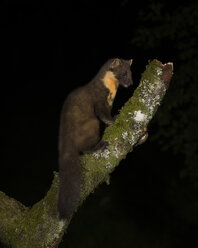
[128,59,133,66]
[110,58,121,69]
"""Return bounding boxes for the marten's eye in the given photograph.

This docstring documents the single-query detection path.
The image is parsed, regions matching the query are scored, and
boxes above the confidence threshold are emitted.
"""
[123,72,127,77]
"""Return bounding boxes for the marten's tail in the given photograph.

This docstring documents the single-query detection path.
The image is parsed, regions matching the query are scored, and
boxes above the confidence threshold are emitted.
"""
[58,148,81,220]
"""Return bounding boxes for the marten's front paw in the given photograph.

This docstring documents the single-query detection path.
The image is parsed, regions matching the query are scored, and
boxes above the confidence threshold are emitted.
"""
[113,114,119,121]
[104,115,118,125]
[104,119,114,126]
[96,141,109,151]
[83,141,109,154]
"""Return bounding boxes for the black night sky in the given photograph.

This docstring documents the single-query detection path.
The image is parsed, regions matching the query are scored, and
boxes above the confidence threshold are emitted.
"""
[1,1,198,247]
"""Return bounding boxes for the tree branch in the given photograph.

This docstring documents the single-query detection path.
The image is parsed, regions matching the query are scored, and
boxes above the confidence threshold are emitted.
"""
[0,60,173,248]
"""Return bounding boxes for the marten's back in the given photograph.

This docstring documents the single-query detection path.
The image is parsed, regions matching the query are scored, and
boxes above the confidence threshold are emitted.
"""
[59,84,100,153]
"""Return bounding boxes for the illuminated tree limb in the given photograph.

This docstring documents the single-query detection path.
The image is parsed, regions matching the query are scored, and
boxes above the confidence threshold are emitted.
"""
[0,60,173,248]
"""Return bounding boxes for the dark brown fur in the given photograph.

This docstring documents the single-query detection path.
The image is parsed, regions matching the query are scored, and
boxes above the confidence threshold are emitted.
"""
[58,58,133,219]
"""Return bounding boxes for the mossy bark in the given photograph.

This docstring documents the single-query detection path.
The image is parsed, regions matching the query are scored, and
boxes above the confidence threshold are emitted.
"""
[0,60,173,248]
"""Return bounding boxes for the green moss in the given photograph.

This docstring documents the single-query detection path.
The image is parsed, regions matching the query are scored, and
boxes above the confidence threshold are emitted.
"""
[102,82,149,143]
[141,60,162,83]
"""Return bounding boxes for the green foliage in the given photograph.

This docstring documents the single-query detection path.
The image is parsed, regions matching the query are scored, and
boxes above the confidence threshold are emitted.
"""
[132,1,198,185]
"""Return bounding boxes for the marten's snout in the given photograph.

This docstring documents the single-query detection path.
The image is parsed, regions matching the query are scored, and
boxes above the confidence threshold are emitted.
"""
[122,79,133,88]
[121,75,133,88]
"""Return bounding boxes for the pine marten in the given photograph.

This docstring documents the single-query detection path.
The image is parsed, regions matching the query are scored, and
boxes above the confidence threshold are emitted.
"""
[58,58,133,220]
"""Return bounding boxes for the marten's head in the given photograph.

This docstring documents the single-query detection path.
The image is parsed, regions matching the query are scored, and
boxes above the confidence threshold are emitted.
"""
[101,58,133,106]
[109,58,133,88]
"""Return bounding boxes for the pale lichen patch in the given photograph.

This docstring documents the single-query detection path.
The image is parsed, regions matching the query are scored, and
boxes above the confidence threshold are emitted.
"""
[92,148,110,159]
[122,131,128,140]
[93,152,100,159]
[105,162,111,169]
[156,67,163,76]
[101,149,111,159]
[57,220,65,232]
[133,110,147,122]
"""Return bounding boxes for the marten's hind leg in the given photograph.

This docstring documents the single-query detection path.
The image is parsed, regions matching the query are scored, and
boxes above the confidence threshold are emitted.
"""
[77,118,109,154]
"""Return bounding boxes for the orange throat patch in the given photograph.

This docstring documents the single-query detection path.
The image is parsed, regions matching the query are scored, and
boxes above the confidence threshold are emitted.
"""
[103,71,118,106]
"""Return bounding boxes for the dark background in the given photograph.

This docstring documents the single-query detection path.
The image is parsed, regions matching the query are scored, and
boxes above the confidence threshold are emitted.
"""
[1,1,198,247]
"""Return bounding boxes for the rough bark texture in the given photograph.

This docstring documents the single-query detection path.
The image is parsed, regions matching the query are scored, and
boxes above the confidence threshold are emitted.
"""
[0,60,173,248]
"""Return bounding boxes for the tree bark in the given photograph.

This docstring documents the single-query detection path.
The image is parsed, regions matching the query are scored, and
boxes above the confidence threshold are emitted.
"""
[0,60,173,248]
